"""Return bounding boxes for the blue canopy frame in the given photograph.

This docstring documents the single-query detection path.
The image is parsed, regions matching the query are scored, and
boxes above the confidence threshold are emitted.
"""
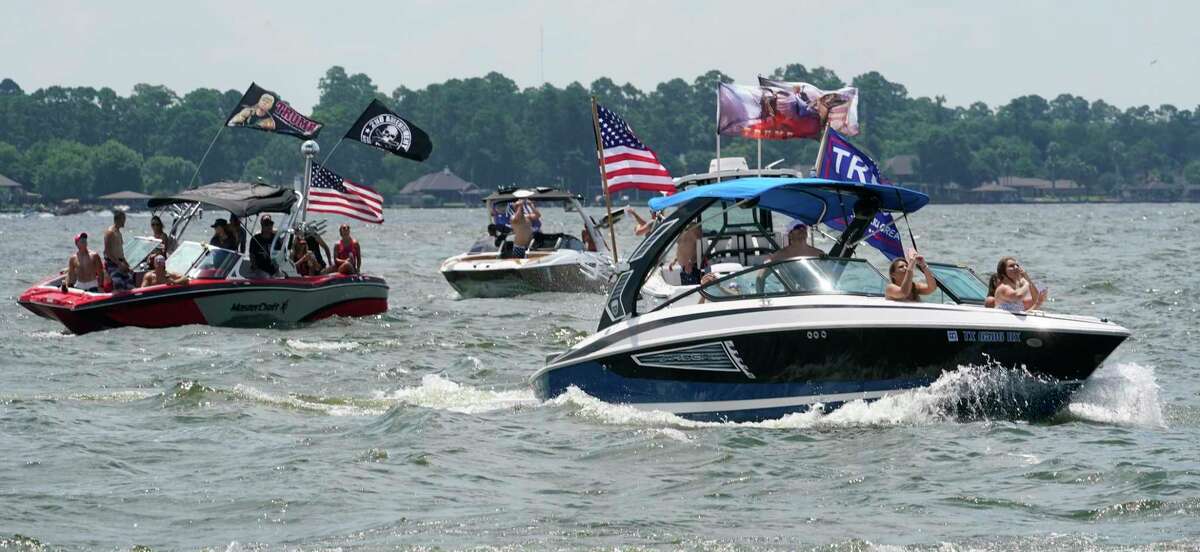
[647,177,929,226]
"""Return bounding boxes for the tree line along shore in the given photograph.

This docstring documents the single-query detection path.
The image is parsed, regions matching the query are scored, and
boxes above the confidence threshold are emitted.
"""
[2,64,1198,209]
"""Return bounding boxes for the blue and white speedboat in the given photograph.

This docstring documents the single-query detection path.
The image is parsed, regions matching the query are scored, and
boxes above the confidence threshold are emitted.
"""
[530,177,1130,422]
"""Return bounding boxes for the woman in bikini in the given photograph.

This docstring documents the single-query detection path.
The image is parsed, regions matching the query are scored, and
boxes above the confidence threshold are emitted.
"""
[992,256,1048,312]
[885,253,938,302]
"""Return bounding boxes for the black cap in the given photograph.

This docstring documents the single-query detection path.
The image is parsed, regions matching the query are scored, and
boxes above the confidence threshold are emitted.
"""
[260,214,274,225]
[211,218,228,228]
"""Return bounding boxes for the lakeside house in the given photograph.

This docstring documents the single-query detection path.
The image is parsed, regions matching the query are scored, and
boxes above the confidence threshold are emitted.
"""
[0,172,28,205]
[396,168,483,207]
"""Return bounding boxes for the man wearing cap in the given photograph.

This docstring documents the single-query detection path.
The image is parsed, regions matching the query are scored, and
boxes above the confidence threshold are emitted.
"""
[208,218,237,250]
[63,232,104,293]
[103,210,135,291]
[769,220,823,261]
[247,215,280,278]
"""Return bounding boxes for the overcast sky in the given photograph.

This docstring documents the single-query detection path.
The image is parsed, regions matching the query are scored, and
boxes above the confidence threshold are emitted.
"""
[2,0,1191,113]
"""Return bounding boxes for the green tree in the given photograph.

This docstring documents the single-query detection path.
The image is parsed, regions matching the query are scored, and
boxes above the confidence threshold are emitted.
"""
[31,141,94,200]
[143,155,196,194]
[91,140,143,196]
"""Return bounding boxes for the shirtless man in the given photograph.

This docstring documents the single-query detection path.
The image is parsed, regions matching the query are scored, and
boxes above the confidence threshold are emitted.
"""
[768,221,823,261]
[674,221,705,285]
[509,199,540,258]
[104,211,134,290]
[62,232,104,292]
[139,255,189,287]
[626,207,663,237]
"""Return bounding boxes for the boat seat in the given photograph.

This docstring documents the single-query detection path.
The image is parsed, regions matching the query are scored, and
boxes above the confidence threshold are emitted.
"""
[659,265,683,286]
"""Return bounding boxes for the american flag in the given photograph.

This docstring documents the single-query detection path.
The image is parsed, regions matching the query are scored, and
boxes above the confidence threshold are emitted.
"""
[307,163,384,224]
[596,104,674,195]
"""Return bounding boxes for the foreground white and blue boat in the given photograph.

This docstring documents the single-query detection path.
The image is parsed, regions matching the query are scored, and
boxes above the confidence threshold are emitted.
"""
[530,177,1130,422]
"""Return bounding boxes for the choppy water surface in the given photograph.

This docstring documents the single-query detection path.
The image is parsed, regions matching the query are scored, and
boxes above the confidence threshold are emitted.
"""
[1,203,1197,551]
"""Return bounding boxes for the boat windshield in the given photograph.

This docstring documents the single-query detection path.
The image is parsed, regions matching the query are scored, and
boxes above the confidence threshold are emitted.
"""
[695,257,887,303]
[165,241,241,280]
[166,242,206,275]
[927,263,989,305]
[126,236,163,268]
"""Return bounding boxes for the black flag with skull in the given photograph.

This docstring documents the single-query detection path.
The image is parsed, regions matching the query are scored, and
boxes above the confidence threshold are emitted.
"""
[344,99,433,162]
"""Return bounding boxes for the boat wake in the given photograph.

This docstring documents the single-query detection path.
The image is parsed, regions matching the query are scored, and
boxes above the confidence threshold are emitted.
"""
[546,361,1166,430]
[1064,362,1165,427]
[379,374,538,414]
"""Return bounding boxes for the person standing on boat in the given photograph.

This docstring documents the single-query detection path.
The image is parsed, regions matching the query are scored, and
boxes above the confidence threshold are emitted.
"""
[769,221,823,261]
[227,215,247,253]
[509,199,540,258]
[62,232,103,293]
[885,253,938,302]
[626,207,663,237]
[993,256,1048,312]
[247,215,280,278]
[149,215,177,256]
[208,218,237,251]
[331,224,361,274]
[674,221,705,285]
[103,211,134,291]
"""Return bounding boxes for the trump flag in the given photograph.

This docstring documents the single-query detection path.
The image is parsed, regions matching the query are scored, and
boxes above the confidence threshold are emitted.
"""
[818,129,905,260]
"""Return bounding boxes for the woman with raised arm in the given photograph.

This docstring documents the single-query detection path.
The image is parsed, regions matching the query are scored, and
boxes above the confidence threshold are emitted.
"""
[993,256,1048,312]
[885,252,938,302]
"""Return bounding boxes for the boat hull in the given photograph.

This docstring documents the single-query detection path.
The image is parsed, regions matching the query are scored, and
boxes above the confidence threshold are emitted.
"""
[441,251,612,298]
[18,274,389,335]
[532,299,1130,422]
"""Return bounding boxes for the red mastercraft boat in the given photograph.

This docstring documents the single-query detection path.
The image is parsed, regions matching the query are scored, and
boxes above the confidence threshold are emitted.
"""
[19,180,389,335]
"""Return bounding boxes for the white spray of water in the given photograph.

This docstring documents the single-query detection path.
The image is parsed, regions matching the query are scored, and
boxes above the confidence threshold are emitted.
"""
[231,384,389,417]
[1067,362,1166,427]
[545,362,1167,431]
[284,338,361,352]
[381,374,539,414]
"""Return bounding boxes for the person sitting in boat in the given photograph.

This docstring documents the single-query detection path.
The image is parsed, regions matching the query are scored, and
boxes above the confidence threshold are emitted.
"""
[768,221,823,262]
[992,256,1048,312]
[247,215,281,278]
[291,234,324,276]
[139,255,189,287]
[331,224,361,274]
[509,199,539,258]
[885,253,938,302]
[62,232,103,293]
[581,227,598,252]
[149,215,177,256]
[103,210,135,291]
[984,273,1000,308]
[303,231,331,273]
[672,221,706,285]
[208,218,238,251]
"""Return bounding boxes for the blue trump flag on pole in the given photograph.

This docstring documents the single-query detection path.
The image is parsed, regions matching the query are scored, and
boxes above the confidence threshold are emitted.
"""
[818,129,906,260]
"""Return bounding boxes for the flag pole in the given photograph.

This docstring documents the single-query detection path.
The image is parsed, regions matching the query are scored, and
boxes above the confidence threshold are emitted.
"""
[184,125,225,190]
[715,86,722,182]
[319,137,346,165]
[590,97,619,264]
[300,140,319,225]
[812,121,832,177]
[757,138,762,174]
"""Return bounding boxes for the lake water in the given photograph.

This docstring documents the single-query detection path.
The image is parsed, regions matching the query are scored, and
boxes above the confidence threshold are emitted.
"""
[1,203,1197,550]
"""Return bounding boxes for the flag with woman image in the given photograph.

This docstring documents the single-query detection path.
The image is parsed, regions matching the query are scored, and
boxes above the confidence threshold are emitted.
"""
[717,80,859,140]
[818,128,904,260]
